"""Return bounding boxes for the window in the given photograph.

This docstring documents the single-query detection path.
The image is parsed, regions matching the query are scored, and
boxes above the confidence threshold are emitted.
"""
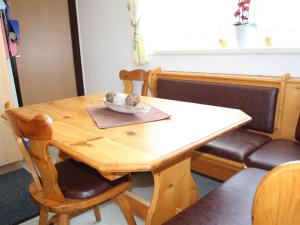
[139,0,300,52]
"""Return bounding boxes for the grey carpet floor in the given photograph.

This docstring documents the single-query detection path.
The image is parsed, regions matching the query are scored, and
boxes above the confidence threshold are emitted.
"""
[20,171,221,225]
[0,169,39,225]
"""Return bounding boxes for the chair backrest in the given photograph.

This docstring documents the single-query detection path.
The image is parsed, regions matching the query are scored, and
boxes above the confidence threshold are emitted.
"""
[5,102,65,202]
[252,161,300,225]
[119,69,150,96]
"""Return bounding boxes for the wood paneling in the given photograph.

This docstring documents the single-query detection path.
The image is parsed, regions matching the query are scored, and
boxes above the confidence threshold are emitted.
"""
[0,21,23,170]
[0,28,12,108]
[0,119,23,167]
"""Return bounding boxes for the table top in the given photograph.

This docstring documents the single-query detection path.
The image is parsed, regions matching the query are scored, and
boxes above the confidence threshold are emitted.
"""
[16,93,251,173]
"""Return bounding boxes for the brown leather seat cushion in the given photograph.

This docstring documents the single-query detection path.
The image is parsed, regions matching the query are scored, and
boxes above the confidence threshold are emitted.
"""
[157,78,278,133]
[56,159,129,199]
[246,139,300,170]
[163,168,267,225]
[199,129,272,162]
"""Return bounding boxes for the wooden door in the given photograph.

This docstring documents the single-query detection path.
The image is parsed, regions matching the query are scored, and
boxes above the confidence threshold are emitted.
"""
[9,0,77,105]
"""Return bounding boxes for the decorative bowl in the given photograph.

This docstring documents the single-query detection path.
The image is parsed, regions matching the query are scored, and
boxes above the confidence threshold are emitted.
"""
[103,98,151,114]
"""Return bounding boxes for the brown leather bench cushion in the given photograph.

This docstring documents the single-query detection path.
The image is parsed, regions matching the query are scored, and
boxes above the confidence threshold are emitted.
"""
[246,139,300,170]
[56,159,129,199]
[163,168,267,225]
[157,78,278,133]
[199,129,272,162]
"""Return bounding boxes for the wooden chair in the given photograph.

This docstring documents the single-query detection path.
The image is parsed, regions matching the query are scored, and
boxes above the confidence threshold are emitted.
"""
[252,161,300,225]
[4,102,137,225]
[119,69,150,96]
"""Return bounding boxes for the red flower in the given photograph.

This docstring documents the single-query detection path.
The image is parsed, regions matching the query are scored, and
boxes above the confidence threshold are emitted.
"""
[234,9,241,17]
[242,6,249,11]
[234,0,251,24]
[238,2,245,7]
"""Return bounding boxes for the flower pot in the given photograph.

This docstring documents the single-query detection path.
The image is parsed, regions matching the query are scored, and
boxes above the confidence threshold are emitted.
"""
[235,24,257,48]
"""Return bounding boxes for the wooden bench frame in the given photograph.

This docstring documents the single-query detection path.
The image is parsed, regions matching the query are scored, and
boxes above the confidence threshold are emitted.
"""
[149,68,300,180]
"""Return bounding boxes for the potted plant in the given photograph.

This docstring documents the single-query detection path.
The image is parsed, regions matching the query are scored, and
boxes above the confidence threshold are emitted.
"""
[234,0,256,48]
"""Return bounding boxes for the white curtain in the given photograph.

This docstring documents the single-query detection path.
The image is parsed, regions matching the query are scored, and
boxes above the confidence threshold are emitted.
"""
[127,0,148,65]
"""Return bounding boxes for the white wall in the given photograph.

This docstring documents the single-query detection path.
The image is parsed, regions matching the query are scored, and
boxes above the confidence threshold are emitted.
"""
[146,53,300,76]
[76,0,300,94]
[76,0,137,94]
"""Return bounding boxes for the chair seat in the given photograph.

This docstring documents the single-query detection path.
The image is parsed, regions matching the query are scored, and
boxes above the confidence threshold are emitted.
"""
[199,129,271,162]
[56,159,129,199]
[246,139,300,170]
[163,168,267,225]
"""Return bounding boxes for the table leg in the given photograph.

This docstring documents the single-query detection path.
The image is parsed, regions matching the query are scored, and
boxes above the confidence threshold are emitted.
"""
[145,156,199,225]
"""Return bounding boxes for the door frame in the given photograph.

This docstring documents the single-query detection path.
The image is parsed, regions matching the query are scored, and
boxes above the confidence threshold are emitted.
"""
[9,0,85,106]
[68,0,85,96]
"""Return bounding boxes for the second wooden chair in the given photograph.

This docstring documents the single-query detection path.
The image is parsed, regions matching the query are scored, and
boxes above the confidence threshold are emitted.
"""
[5,102,136,225]
[119,69,150,96]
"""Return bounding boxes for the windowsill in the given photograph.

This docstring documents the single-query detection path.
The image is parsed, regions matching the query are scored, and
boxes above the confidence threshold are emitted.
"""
[149,48,300,55]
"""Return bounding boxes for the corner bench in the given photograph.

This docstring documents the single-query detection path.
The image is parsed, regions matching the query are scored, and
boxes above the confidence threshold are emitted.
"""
[163,167,267,225]
[148,69,300,224]
[152,73,282,180]
[163,161,300,225]
[149,69,300,180]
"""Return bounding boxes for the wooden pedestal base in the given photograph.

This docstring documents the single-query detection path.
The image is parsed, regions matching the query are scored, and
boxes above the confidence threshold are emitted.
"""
[126,156,199,225]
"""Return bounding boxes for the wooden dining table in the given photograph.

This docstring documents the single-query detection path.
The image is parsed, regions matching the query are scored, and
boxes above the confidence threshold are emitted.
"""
[15,93,251,225]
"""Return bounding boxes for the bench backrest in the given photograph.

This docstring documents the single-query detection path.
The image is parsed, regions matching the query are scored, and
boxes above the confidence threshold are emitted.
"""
[157,78,278,133]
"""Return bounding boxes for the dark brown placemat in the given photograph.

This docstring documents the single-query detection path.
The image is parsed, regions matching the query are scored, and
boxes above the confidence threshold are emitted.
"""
[86,105,171,128]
